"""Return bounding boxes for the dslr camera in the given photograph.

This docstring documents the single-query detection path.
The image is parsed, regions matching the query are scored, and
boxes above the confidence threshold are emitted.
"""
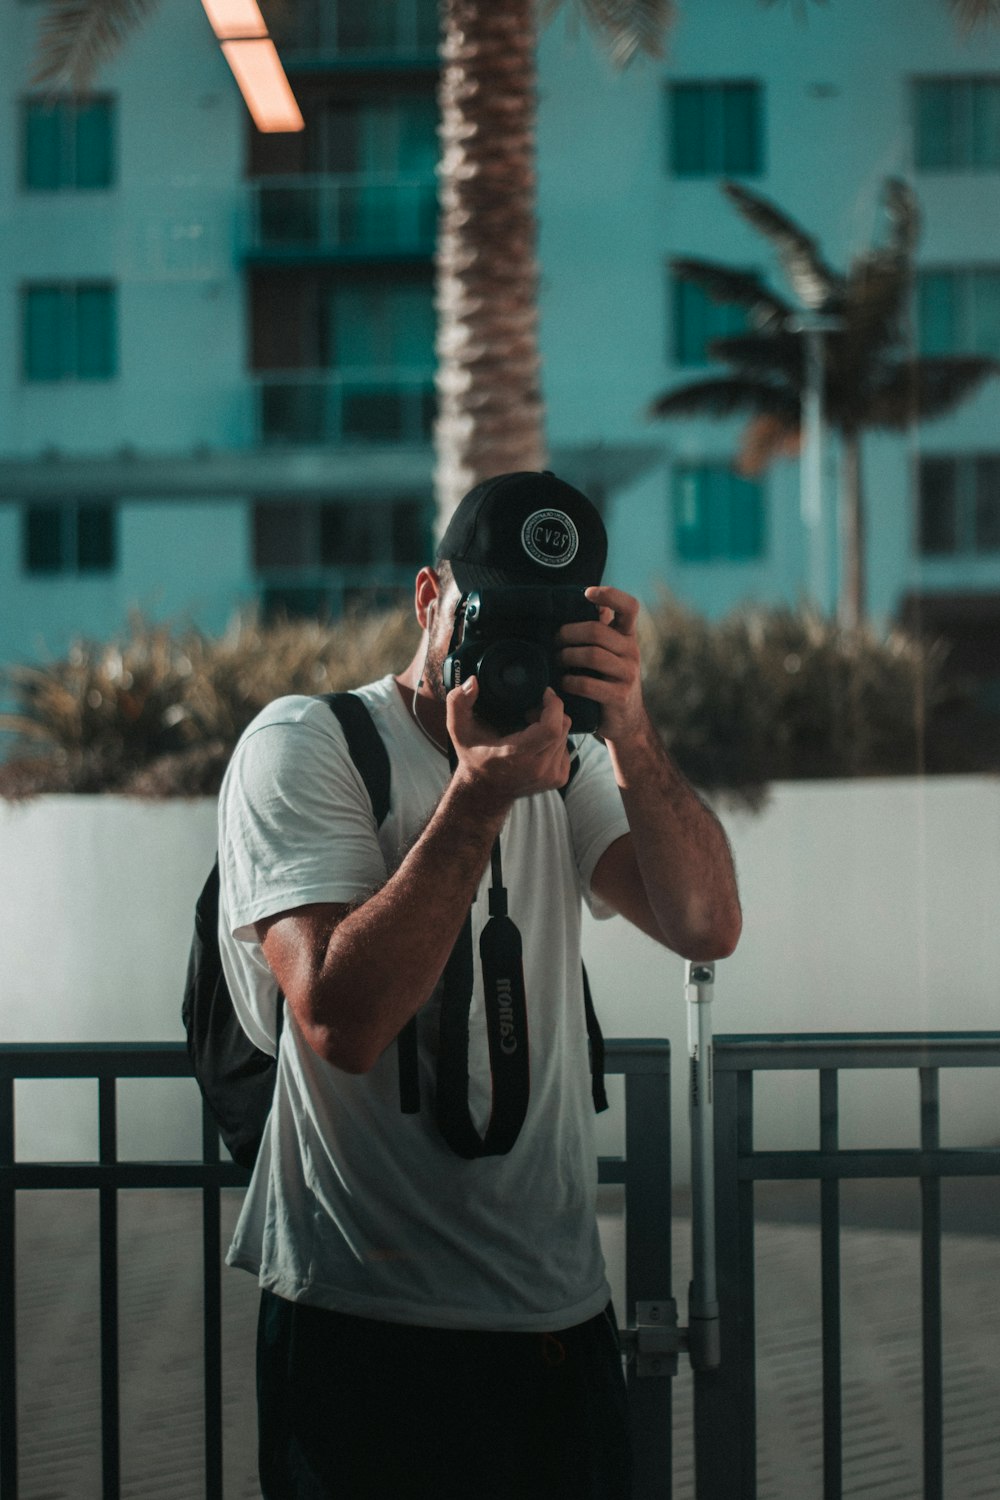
[442,586,601,735]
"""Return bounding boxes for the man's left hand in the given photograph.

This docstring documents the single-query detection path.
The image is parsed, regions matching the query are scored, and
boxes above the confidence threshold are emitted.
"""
[558,585,646,745]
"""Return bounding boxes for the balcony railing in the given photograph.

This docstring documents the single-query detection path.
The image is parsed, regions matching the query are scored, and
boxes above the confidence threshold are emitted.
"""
[268,0,438,59]
[256,369,436,445]
[247,176,437,258]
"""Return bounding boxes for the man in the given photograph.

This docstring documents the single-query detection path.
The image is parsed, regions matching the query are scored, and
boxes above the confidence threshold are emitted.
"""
[217,470,741,1499]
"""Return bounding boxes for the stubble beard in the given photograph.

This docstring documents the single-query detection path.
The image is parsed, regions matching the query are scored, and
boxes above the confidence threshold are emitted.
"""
[420,643,448,703]
[419,586,461,704]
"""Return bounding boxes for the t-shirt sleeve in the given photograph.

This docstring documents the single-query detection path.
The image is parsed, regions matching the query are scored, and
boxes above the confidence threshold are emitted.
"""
[563,738,632,919]
[218,701,388,941]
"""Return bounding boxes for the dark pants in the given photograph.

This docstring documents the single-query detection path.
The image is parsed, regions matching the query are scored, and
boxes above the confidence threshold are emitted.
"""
[257,1289,632,1500]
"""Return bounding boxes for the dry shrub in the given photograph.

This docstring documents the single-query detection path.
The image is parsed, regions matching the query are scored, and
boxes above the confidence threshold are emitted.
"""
[2,598,995,806]
[0,608,419,800]
[640,595,997,808]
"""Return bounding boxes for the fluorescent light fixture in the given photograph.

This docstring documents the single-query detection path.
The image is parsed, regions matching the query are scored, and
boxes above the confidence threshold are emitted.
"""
[201,0,268,40]
[220,39,305,134]
[201,0,304,134]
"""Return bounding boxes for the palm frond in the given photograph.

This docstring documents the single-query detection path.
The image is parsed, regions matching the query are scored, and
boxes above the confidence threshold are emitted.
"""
[882,177,920,258]
[835,180,920,357]
[738,413,801,475]
[865,356,1000,429]
[709,331,805,383]
[722,180,844,312]
[671,258,792,329]
[34,0,162,90]
[541,0,676,65]
[648,375,799,422]
[947,0,1000,29]
[840,256,909,354]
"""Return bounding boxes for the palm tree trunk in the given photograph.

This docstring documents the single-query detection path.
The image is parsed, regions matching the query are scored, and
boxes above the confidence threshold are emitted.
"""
[838,431,865,628]
[434,0,546,533]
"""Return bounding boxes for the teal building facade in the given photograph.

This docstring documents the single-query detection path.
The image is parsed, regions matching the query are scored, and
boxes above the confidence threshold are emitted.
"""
[2,0,1000,684]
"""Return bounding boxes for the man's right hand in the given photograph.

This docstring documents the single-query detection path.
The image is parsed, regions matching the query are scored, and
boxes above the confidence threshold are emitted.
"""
[447,678,572,810]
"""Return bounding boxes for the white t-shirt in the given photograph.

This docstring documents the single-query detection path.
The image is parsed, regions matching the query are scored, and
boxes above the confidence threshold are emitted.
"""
[218,675,631,1331]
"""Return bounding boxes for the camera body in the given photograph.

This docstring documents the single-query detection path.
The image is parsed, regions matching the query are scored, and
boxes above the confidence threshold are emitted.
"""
[442,586,601,735]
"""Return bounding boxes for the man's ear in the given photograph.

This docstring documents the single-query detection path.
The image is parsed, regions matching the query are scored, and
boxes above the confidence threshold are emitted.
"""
[414,566,441,632]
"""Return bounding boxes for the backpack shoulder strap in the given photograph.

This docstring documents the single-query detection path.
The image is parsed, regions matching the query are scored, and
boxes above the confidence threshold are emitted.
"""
[558,739,581,800]
[319,691,391,827]
[318,691,420,1112]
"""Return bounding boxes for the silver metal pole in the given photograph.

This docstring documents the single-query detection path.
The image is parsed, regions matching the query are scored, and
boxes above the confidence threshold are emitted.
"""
[801,322,827,611]
[686,959,720,1370]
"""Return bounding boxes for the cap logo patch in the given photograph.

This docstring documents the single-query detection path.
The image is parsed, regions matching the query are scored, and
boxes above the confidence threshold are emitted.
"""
[521,509,579,569]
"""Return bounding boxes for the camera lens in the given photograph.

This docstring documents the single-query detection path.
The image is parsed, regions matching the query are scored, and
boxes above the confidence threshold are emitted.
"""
[498,660,530,692]
[477,640,548,715]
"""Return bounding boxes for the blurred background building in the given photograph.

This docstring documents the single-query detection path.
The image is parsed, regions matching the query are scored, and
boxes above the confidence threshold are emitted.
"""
[1,0,999,692]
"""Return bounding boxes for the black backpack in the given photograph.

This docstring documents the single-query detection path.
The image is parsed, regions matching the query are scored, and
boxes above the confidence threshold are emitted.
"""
[182,692,391,1169]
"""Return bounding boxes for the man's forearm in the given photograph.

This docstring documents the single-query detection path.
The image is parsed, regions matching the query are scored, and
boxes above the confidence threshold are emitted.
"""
[269,678,574,1072]
[302,773,510,1071]
[607,715,742,960]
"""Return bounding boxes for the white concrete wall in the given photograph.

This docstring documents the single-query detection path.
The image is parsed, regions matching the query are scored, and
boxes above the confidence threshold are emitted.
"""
[2,779,999,1176]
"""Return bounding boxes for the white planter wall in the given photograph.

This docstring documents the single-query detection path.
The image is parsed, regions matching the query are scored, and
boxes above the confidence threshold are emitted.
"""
[2,779,999,1180]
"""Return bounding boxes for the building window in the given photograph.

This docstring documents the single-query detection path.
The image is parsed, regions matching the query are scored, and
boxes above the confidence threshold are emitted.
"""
[250,91,439,255]
[254,498,428,568]
[917,267,1000,357]
[671,275,751,366]
[22,95,115,190]
[668,82,763,178]
[23,502,118,575]
[309,95,438,178]
[269,0,438,56]
[23,282,117,381]
[673,465,766,562]
[253,271,436,444]
[918,455,1000,555]
[914,78,1000,172]
[253,496,430,616]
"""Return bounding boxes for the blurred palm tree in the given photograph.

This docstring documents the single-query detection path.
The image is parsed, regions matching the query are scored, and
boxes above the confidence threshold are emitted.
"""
[649,178,999,625]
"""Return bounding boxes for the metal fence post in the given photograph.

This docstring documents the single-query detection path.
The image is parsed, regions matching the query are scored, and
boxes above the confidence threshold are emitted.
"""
[620,1044,673,1500]
[0,1071,18,1500]
[686,962,720,1373]
[693,1049,756,1499]
[201,1103,225,1500]
[98,1074,121,1500]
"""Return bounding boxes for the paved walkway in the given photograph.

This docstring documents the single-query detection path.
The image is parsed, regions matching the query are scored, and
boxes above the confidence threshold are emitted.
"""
[12,1188,1000,1498]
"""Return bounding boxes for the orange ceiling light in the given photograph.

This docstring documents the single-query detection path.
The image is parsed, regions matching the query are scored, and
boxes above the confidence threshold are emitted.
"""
[200,0,304,134]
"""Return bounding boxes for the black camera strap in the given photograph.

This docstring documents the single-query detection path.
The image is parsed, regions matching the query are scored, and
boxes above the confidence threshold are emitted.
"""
[435,835,531,1158]
[428,653,608,1156]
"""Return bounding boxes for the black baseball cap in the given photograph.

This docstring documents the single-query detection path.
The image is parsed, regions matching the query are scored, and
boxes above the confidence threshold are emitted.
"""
[436,471,607,592]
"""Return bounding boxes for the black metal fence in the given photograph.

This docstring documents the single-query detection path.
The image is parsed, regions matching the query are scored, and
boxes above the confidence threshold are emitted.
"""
[0,1043,248,1500]
[0,1038,672,1500]
[8,1031,996,1499]
[693,1032,1000,1500]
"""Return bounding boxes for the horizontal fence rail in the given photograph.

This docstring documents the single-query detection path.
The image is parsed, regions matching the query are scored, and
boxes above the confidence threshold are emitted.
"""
[696,1032,1000,1500]
[0,1038,671,1500]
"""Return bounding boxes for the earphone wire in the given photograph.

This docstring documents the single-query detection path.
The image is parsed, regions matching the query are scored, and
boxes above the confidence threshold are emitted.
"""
[410,641,449,755]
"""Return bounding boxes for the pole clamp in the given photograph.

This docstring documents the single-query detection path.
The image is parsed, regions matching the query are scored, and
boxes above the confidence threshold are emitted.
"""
[621,1299,681,1378]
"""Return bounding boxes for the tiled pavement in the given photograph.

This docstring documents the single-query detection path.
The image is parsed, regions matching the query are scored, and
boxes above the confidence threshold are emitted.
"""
[11,1188,1000,1499]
